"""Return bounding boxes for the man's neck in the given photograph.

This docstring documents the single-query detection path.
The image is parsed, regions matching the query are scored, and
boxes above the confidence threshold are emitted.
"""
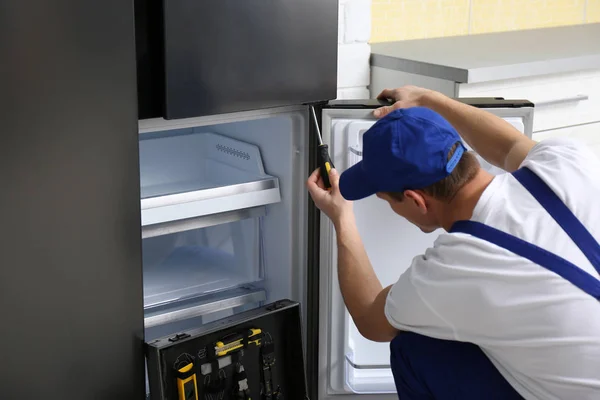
[437,169,495,231]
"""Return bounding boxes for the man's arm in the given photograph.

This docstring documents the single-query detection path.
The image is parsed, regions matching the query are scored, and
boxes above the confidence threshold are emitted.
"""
[335,214,398,342]
[306,167,398,342]
[376,87,537,172]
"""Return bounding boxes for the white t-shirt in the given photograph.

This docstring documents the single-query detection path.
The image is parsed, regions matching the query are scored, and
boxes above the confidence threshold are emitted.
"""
[384,137,600,400]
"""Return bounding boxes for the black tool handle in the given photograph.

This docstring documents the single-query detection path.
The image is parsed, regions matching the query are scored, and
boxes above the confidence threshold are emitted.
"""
[318,144,334,189]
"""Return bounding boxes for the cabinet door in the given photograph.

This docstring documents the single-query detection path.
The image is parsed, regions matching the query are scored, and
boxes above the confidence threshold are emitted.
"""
[533,122,600,161]
[315,99,534,399]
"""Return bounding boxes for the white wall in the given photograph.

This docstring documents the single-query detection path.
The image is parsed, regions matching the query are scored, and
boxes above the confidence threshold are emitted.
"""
[337,0,371,99]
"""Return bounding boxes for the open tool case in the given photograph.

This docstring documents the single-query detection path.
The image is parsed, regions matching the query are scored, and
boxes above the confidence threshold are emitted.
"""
[146,300,308,400]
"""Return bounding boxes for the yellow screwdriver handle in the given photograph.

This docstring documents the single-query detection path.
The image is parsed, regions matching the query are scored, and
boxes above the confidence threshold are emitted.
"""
[318,144,334,190]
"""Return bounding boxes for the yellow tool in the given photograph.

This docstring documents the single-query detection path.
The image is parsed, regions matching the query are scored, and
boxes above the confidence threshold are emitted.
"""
[176,362,199,400]
[310,106,335,190]
[214,328,262,357]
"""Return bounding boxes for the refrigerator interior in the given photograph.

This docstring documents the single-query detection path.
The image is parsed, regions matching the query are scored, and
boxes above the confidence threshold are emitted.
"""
[137,106,309,395]
[318,105,534,397]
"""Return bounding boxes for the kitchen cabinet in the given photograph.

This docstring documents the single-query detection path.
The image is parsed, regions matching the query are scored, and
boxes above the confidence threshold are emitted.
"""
[369,24,600,155]
[532,121,600,159]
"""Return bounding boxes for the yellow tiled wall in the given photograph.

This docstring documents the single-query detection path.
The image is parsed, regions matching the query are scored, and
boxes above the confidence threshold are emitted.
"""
[371,0,599,43]
[589,0,600,22]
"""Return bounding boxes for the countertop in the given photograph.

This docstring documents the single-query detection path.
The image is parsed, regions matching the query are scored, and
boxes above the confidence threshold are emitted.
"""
[370,23,600,84]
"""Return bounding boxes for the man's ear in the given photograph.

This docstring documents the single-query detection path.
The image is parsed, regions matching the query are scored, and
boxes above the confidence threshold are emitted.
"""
[403,190,428,214]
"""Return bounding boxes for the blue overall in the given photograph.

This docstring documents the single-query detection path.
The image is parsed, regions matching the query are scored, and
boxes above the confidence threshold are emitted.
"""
[389,167,600,399]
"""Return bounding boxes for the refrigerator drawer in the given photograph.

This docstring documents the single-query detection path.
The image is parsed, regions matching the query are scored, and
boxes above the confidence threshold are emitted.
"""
[142,216,265,309]
[146,299,308,400]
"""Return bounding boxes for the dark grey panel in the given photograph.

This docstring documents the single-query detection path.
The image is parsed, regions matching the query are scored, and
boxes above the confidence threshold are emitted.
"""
[0,1,144,399]
[163,0,338,119]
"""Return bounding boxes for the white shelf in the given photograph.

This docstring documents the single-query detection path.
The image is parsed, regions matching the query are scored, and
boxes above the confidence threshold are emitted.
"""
[139,131,281,228]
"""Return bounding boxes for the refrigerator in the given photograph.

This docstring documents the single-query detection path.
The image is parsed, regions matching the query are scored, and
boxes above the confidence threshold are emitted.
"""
[138,98,534,399]
[0,0,536,397]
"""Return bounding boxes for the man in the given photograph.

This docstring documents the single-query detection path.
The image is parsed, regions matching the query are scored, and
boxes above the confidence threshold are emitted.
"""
[306,85,600,399]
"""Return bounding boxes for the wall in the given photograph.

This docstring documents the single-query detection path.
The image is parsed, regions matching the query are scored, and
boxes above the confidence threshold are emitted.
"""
[337,0,372,99]
[371,0,600,43]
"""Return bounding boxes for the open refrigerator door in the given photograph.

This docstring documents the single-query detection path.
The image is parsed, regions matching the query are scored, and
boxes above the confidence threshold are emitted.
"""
[317,99,534,399]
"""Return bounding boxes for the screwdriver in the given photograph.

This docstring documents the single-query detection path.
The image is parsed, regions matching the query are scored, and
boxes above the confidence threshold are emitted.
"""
[310,106,335,190]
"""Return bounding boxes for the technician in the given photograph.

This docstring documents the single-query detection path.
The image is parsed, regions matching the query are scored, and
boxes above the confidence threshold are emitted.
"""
[306,85,600,399]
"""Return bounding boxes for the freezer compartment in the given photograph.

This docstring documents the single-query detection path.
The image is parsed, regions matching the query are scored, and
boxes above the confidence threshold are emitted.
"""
[145,299,307,400]
[139,130,281,230]
[142,216,265,309]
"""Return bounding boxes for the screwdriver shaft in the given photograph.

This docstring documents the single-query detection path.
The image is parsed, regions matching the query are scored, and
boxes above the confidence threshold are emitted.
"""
[310,106,324,145]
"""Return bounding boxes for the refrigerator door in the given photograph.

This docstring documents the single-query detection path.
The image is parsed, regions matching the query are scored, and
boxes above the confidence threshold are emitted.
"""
[317,99,534,399]
[0,0,144,398]
[156,0,337,119]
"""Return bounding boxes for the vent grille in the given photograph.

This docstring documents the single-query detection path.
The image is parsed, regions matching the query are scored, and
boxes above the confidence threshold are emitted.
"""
[215,144,250,160]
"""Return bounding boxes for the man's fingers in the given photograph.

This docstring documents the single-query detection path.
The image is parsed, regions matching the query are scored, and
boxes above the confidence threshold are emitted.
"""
[373,104,397,118]
[329,168,340,188]
[307,168,320,184]
[307,168,326,195]
[377,88,395,100]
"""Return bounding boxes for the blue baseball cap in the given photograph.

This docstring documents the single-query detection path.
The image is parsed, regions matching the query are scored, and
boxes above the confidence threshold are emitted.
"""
[339,107,466,201]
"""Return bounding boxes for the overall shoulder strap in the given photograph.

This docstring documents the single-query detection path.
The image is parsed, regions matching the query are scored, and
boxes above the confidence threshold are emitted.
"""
[450,220,600,299]
[513,167,600,275]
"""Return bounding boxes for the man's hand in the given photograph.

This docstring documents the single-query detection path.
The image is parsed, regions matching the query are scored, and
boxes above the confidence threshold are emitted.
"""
[306,167,353,225]
[373,85,536,171]
[374,86,434,118]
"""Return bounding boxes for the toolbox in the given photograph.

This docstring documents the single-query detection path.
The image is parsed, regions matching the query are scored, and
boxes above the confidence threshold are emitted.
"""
[146,299,308,400]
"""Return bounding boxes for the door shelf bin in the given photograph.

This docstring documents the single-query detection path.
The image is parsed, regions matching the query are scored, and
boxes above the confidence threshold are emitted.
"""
[344,353,395,394]
[139,131,281,228]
